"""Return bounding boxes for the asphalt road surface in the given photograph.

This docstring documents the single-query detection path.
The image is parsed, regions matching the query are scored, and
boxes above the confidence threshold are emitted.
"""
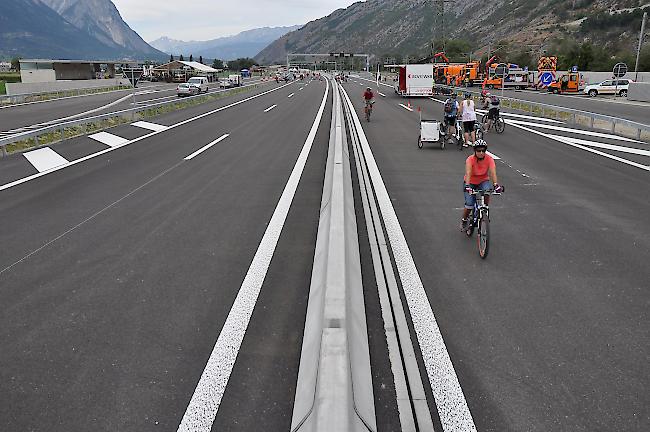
[1,75,648,432]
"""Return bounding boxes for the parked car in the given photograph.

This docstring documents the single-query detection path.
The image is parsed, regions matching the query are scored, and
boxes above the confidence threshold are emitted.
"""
[219,78,233,88]
[177,83,199,97]
[583,79,632,97]
[187,76,209,93]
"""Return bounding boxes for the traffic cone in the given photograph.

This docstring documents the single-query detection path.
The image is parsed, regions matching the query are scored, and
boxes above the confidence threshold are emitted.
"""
[407,100,412,110]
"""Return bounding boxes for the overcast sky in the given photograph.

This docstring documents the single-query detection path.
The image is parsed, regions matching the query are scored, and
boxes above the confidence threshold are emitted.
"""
[112,0,360,42]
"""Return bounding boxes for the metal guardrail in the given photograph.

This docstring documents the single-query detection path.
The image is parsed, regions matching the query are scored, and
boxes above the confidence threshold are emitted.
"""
[433,84,650,142]
[0,85,132,106]
[0,82,261,157]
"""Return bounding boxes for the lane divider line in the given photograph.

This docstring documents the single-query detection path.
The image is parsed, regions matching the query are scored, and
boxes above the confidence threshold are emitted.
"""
[23,148,69,172]
[510,122,650,172]
[176,79,330,432]
[0,82,293,192]
[288,93,295,98]
[378,92,386,97]
[184,134,230,160]
[264,104,277,113]
[399,103,413,112]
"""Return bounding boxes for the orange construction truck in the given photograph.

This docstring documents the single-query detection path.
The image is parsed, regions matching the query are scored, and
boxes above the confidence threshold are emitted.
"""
[547,71,585,94]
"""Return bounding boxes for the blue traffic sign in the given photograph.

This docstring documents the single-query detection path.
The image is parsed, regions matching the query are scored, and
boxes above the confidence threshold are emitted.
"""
[540,72,553,86]
[571,65,578,73]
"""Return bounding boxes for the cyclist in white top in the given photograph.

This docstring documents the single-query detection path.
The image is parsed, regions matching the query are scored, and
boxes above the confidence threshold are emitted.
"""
[458,92,477,147]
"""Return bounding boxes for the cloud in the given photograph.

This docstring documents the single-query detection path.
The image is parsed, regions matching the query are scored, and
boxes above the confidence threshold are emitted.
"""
[112,0,359,41]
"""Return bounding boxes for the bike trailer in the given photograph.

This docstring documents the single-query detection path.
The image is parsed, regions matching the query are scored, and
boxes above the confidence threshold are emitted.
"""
[418,119,443,149]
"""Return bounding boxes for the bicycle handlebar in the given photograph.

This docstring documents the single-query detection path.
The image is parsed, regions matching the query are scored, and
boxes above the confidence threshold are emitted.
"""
[465,188,502,195]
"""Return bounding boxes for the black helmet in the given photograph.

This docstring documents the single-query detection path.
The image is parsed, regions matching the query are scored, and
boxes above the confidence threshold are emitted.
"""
[473,139,488,150]
[464,91,472,99]
[366,87,372,91]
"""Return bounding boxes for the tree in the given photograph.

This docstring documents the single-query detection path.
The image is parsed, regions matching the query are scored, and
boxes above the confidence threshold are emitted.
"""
[199,55,203,64]
[227,57,257,71]
[170,54,174,62]
[11,57,21,71]
[212,59,224,69]
[189,54,193,62]
[179,54,185,61]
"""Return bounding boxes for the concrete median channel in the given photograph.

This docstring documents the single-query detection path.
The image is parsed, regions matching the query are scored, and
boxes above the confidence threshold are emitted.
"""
[291,79,436,431]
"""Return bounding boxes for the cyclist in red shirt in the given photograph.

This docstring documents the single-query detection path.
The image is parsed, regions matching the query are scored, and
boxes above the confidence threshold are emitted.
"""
[461,140,504,230]
[363,87,374,102]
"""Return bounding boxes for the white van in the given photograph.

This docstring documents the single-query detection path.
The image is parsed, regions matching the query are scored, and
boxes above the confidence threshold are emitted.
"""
[187,76,209,93]
[228,74,242,87]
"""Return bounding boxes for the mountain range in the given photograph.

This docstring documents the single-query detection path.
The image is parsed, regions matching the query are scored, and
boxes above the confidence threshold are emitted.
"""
[256,0,649,65]
[1,0,166,60]
[150,26,302,61]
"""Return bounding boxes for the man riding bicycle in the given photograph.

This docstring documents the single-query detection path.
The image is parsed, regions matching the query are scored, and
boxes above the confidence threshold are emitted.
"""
[443,93,459,142]
[481,90,500,133]
[363,86,375,114]
[461,139,504,230]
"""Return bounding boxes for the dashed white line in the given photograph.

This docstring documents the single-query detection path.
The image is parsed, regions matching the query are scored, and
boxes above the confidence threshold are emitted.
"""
[288,93,295,98]
[184,134,230,160]
[264,104,277,112]
[176,80,330,432]
[378,92,386,97]
[399,103,414,112]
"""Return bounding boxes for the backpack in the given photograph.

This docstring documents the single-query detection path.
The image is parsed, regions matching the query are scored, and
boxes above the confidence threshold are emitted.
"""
[490,95,500,106]
[444,99,455,114]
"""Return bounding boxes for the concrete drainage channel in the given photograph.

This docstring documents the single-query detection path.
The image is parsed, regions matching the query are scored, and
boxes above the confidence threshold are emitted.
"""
[291,79,435,431]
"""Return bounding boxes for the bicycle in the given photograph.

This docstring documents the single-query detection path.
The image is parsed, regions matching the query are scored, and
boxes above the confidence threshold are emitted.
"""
[481,110,505,134]
[463,187,501,259]
[364,99,374,122]
[454,121,484,151]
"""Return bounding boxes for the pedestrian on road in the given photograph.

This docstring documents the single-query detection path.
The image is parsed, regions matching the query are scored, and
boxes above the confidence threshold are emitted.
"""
[459,92,477,147]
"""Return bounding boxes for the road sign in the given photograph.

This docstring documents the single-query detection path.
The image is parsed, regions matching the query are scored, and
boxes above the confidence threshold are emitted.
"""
[494,63,509,78]
[613,62,628,78]
[571,65,578,73]
[540,71,554,86]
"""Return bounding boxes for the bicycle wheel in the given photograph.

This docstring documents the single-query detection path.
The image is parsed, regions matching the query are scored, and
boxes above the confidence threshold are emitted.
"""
[465,211,475,237]
[475,127,484,141]
[495,117,505,134]
[478,213,490,258]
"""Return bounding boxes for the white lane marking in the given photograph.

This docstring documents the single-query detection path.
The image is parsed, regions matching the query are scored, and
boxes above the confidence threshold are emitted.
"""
[184,134,229,160]
[176,80,330,432]
[23,148,69,172]
[492,112,562,123]
[288,93,295,98]
[505,119,643,143]
[88,132,130,148]
[341,86,477,432]
[131,121,168,132]
[544,134,650,156]
[487,151,501,160]
[399,103,414,112]
[264,104,277,113]
[378,92,386,97]
[0,82,294,192]
[510,123,650,172]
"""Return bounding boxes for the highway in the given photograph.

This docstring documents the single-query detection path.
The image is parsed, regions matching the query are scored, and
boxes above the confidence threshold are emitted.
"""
[1,75,648,432]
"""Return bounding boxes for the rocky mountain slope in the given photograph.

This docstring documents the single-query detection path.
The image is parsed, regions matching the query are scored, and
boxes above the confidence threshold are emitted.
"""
[255,0,649,65]
[40,0,165,59]
[150,26,302,60]
[0,0,118,59]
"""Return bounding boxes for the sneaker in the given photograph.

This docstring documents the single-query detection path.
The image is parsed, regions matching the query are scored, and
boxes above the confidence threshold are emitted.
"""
[460,218,469,231]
